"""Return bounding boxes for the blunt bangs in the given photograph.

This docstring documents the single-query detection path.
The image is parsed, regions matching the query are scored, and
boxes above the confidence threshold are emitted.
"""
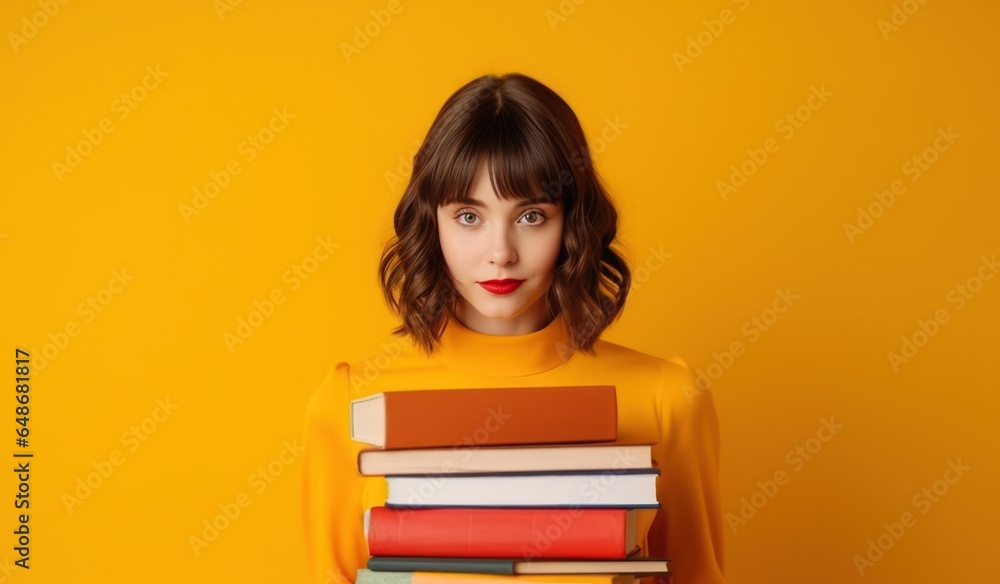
[423,92,573,210]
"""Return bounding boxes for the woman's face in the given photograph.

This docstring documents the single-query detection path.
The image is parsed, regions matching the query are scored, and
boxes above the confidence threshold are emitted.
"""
[437,162,564,335]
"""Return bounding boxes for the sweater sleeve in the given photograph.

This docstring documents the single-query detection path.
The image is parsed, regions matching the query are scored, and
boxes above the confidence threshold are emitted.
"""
[647,357,726,584]
[300,362,369,584]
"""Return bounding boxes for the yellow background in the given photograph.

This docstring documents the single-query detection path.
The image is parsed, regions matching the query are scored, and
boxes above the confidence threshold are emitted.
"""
[1,0,997,582]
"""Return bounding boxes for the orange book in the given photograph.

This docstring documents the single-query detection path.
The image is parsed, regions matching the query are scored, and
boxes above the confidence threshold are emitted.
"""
[350,386,617,449]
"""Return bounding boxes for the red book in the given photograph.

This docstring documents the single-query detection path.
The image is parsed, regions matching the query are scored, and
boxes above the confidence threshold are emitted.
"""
[364,506,638,559]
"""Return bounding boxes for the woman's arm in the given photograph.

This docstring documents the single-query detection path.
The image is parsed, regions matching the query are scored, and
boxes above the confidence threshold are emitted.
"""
[301,362,369,584]
[648,357,726,583]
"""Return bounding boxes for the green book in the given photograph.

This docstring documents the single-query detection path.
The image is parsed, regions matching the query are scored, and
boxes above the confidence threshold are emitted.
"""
[366,555,670,576]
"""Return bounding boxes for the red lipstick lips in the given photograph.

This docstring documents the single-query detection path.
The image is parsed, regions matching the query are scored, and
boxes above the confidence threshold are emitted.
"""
[478,279,524,295]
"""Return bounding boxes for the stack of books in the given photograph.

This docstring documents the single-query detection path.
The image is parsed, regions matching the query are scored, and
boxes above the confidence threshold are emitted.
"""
[349,385,672,584]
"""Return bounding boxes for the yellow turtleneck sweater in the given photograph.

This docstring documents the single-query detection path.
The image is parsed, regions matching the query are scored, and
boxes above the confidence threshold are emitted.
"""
[300,312,725,584]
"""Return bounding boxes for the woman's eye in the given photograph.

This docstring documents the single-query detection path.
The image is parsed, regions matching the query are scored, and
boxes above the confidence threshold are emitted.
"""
[459,212,478,225]
[521,211,544,225]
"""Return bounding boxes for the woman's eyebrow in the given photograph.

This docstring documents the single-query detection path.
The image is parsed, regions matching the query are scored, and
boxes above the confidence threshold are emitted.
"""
[453,195,556,207]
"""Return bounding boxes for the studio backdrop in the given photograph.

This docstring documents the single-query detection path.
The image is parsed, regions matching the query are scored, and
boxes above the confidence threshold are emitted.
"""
[1,1,996,582]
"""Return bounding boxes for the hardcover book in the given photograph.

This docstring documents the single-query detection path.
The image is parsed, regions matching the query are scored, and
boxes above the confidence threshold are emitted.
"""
[364,506,639,559]
[385,469,660,508]
[358,441,654,476]
[350,386,617,449]
[366,554,670,576]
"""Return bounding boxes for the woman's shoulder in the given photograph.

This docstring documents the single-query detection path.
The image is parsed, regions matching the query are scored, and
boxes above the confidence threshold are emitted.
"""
[592,338,697,382]
[303,361,352,429]
[592,338,706,407]
[305,334,429,417]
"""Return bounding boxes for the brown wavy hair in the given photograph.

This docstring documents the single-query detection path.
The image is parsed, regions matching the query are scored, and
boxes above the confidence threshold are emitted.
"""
[378,72,631,358]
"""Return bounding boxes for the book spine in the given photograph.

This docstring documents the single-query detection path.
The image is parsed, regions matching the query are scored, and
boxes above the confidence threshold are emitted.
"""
[357,444,655,477]
[385,470,660,507]
[368,557,515,575]
[367,507,629,559]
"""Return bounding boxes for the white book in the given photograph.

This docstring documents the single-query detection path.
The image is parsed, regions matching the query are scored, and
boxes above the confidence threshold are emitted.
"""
[385,469,660,508]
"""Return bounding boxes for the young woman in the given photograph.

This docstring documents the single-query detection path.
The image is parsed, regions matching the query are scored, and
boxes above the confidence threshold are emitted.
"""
[301,73,726,584]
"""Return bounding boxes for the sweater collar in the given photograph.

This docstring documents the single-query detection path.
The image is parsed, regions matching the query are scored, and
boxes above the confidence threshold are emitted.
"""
[430,312,574,377]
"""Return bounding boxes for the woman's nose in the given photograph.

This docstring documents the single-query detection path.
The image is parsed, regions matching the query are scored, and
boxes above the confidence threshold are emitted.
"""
[488,226,517,265]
